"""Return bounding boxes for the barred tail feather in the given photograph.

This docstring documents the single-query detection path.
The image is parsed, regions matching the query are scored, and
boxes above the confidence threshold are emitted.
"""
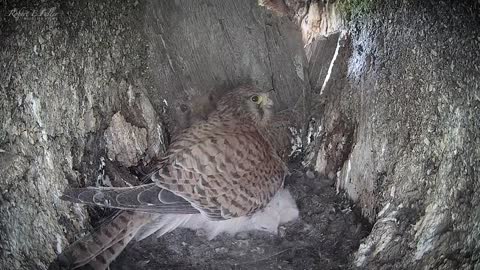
[54,211,152,270]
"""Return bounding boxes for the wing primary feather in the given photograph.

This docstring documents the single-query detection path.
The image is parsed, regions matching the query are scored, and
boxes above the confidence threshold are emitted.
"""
[61,184,199,214]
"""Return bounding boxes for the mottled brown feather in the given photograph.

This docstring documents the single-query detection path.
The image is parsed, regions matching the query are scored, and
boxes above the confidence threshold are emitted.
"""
[151,86,287,219]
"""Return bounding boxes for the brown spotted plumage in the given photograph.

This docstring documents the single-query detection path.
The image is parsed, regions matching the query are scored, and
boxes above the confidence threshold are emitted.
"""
[54,85,292,270]
[55,211,153,269]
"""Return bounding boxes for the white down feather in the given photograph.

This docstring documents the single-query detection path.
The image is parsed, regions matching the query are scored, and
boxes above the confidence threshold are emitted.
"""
[134,189,299,241]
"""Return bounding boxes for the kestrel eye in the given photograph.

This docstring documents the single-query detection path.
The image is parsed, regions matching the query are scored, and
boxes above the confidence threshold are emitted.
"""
[251,95,261,103]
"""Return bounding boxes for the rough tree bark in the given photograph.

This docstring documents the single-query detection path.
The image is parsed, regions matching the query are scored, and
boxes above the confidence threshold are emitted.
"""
[305,1,480,269]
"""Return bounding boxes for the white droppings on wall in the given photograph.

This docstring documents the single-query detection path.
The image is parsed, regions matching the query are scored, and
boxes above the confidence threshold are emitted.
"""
[294,54,305,81]
[377,203,390,218]
[320,30,346,95]
[337,159,351,194]
[56,234,62,254]
[288,127,303,157]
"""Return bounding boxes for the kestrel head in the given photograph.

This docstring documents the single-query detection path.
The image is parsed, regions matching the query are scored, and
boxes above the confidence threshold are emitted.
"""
[216,85,274,125]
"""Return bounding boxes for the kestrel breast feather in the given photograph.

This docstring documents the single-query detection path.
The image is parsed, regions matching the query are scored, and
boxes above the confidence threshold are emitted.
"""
[152,85,287,219]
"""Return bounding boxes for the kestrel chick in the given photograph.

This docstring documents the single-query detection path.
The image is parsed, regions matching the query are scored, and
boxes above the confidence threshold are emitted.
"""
[54,85,298,270]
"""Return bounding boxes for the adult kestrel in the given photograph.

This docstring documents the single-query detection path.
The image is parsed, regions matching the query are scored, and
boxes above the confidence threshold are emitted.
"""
[54,85,298,270]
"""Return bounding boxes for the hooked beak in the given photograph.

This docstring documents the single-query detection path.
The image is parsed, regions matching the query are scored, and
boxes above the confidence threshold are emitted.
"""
[260,94,274,108]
